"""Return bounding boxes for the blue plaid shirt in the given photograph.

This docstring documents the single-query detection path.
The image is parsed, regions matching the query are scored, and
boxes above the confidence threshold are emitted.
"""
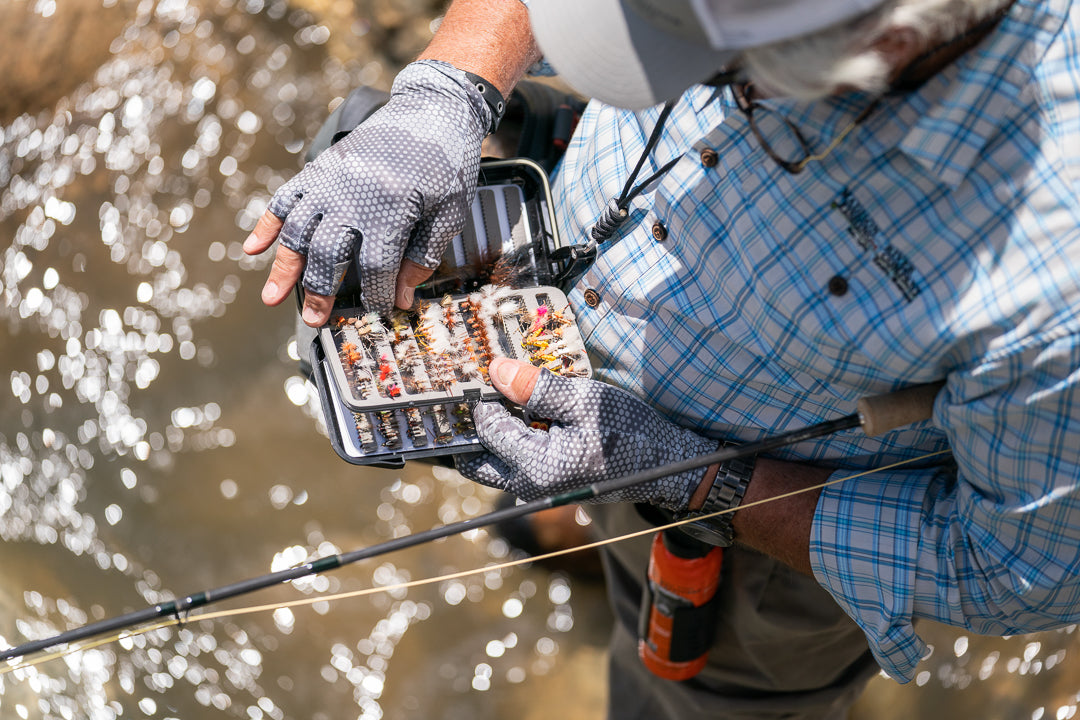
[548,0,1080,682]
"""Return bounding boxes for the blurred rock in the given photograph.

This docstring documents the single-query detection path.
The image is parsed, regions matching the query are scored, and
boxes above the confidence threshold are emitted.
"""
[364,0,441,61]
[0,0,445,124]
[289,0,442,88]
[0,0,131,123]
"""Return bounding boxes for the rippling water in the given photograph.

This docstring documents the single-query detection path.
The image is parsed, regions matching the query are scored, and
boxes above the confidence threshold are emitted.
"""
[1,2,1078,719]
[0,2,610,718]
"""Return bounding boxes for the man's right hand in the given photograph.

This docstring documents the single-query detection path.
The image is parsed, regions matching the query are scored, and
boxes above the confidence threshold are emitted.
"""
[243,59,491,325]
[456,358,721,512]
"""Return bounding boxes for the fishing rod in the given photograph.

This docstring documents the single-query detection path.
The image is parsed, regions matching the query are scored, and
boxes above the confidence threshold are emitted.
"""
[0,379,944,663]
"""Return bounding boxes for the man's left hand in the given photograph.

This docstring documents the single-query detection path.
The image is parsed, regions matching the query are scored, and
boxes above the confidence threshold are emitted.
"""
[456,358,718,511]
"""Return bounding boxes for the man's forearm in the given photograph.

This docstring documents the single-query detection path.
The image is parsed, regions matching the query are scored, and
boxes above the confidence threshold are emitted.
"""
[731,458,832,575]
[689,457,832,575]
[418,0,542,98]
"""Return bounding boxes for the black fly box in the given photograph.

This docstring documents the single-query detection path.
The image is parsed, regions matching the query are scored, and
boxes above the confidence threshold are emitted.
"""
[310,159,591,466]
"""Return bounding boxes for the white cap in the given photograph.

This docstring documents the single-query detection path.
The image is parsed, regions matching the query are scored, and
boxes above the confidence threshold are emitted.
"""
[529,0,886,109]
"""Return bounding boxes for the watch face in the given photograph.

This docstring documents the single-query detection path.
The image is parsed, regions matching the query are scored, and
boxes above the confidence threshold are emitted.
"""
[680,519,734,548]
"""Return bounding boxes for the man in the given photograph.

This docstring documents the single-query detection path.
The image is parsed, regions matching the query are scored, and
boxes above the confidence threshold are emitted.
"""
[244,0,1080,717]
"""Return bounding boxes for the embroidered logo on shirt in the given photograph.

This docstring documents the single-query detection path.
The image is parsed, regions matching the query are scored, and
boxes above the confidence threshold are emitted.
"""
[832,187,921,302]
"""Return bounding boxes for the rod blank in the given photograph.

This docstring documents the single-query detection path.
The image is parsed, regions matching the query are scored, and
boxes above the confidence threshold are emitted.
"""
[0,380,945,663]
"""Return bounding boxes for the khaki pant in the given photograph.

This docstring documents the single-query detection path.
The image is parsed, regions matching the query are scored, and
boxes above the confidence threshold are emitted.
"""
[592,503,880,720]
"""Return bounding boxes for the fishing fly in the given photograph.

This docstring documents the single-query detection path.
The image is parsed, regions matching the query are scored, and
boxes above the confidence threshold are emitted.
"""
[317,284,591,466]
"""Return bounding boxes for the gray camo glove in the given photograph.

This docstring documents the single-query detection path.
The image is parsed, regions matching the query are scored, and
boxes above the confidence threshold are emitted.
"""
[267,59,490,315]
[455,359,719,512]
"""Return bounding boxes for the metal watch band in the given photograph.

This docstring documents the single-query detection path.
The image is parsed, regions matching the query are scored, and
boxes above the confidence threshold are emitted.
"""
[678,444,756,547]
[462,70,507,135]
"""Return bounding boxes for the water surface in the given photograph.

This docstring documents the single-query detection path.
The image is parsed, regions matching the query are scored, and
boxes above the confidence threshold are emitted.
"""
[0,2,1077,719]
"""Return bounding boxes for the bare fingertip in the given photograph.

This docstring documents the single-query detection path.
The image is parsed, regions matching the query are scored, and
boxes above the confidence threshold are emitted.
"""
[302,305,322,326]
[261,280,280,304]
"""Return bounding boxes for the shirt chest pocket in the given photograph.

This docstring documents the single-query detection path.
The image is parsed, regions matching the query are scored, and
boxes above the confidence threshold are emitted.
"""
[689,177,943,384]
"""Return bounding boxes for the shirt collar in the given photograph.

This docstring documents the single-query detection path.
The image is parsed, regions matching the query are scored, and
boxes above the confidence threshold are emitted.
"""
[897,0,1069,188]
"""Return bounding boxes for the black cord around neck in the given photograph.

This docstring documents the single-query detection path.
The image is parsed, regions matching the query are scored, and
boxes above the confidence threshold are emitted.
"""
[590,99,678,244]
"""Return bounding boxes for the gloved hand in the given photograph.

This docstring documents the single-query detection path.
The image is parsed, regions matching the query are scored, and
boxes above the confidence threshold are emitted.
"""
[456,358,719,511]
[243,59,491,323]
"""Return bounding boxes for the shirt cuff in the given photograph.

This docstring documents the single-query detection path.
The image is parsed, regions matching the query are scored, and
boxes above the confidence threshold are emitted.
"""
[525,57,558,77]
[810,466,935,682]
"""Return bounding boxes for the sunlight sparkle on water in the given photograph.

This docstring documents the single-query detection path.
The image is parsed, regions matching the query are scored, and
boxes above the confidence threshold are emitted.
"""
[502,598,523,619]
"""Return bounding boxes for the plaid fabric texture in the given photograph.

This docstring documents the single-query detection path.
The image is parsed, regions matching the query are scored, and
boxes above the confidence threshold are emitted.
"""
[548,0,1080,681]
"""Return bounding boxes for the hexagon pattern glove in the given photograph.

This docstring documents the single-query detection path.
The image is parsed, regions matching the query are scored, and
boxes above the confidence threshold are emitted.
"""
[267,60,490,315]
[455,370,719,512]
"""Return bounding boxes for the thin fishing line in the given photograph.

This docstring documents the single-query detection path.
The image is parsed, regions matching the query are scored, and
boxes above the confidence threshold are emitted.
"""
[1,620,179,675]
[0,449,949,675]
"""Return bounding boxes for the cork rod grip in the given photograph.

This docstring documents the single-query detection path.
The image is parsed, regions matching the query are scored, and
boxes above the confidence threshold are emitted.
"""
[857,380,945,437]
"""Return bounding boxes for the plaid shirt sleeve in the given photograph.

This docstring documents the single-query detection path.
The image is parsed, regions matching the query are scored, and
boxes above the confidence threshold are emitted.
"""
[549,0,1080,682]
[813,329,1080,680]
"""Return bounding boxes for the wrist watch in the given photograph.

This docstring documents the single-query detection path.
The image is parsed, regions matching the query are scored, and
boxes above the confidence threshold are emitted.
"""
[677,445,756,547]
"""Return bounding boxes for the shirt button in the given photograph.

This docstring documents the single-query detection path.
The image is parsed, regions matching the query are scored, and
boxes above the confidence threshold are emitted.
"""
[583,288,601,307]
[828,275,849,297]
[700,148,718,168]
[651,222,668,242]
